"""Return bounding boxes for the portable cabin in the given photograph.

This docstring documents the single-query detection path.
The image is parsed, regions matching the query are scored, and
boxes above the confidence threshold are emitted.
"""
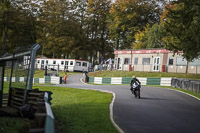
[35,58,89,72]
[114,48,200,74]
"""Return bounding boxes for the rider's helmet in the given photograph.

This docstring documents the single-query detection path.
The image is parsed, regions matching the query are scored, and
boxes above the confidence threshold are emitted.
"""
[132,75,136,79]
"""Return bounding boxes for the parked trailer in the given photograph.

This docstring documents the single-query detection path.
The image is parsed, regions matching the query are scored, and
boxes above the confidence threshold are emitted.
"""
[35,58,90,72]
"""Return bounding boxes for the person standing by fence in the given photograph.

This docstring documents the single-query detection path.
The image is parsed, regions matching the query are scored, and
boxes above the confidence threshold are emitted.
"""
[64,73,67,84]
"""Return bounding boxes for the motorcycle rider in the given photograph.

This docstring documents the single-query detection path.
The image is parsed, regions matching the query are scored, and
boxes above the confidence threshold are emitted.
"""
[130,76,141,97]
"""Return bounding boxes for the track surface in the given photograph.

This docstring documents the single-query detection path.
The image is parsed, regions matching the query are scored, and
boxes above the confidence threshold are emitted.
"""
[56,74,200,133]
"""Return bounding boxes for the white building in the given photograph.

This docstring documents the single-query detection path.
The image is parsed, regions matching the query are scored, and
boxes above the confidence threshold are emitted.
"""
[35,58,90,72]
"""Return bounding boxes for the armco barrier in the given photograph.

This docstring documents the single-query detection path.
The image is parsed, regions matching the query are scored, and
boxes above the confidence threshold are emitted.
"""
[29,91,54,133]
[122,77,132,84]
[94,77,102,84]
[87,77,172,86]
[160,78,172,86]
[111,77,122,84]
[4,76,61,84]
[44,92,54,133]
[147,78,161,85]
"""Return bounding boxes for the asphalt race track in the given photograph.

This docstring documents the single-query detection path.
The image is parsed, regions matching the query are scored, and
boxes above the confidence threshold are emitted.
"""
[56,74,200,133]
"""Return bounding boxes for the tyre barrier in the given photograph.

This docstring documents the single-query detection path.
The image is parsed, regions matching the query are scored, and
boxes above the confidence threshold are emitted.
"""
[0,88,54,133]
[171,78,200,93]
[29,91,54,133]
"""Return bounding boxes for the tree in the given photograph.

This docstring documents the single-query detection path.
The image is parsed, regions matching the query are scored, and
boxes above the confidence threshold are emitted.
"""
[86,0,113,64]
[164,0,200,61]
[0,0,38,53]
[108,0,162,50]
[37,0,79,58]
[133,23,166,49]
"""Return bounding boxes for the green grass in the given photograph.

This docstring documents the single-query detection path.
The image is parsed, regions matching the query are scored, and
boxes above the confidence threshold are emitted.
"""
[88,70,200,80]
[33,70,81,78]
[5,69,81,78]
[0,83,31,133]
[1,83,118,133]
[34,86,118,133]
[0,117,30,133]
[149,85,200,99]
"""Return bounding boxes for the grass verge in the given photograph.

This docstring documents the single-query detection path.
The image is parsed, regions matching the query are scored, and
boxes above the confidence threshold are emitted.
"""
[148,85,200,99]
[33,86,118,133]
[5,69,81,78]
[88,71,200,80]
[1,83,118,133]
[0,117,30,133]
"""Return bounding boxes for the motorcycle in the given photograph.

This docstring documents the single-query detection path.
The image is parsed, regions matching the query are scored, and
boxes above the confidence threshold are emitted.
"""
[130,84,141,99]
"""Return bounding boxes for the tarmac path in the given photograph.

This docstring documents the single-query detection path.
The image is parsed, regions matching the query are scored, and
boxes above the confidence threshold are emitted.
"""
[56,74,200,133]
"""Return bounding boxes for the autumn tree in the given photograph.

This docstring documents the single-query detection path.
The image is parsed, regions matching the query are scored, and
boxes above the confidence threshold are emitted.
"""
[133,23,166,49]
[86,0,113,63]
[108,0,162,50]
[164,0,200,61]
[0,0,39,53]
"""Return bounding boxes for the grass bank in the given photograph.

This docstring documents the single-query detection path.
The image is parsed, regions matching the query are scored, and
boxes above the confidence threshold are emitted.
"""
[150,85,200,99]
[4,69,81,78]
[1,83,118,133]
[34,86,118,133]
[88,71,200,80]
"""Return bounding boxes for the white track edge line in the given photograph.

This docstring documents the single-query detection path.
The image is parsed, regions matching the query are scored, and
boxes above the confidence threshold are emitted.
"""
[163,87,200,101]
[80,78,124,133]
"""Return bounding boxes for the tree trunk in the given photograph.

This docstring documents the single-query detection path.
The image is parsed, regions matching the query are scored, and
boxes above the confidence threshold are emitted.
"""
[186,61,189,73]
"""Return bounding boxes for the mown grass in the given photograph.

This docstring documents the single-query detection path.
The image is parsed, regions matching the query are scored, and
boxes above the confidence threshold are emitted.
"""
[88,70,200,80]
[149,85,200,99]
[1,82,118,133]
[34,69,81,78]
[0,82,31,133]
[5,68,81,78]
[34,86,118,133]
[0,117,30,133]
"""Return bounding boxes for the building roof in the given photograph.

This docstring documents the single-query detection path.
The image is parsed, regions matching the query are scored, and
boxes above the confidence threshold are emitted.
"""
[36,58,89,62]
[114,48,182,54]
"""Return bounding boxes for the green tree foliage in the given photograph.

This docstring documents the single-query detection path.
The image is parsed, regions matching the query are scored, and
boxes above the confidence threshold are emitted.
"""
[36,0,75,58]
[86,0,113,63]
[133,23,166,49]
[0,0,37,53]
[108,0,162,50]
[164,0,200,61]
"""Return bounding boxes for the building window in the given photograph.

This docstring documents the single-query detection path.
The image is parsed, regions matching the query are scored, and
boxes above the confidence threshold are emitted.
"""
[70,61,73,65]
[53,61,56,64]
[142,58,150,65]
[134,58,138,65]
[124,58,130,64]
[189,58,200,66]
[41,60,44,64]
[61,61,64,65]
[82,62,87,67]
[176,57,187,66]
[65,61,68,65]
[168,58,173,65]
[37,60,40,64]
[76,62,81,66]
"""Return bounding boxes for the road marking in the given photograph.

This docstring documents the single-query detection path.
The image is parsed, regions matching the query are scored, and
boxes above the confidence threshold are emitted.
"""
[164,88,200,101]
[80,78,124,133]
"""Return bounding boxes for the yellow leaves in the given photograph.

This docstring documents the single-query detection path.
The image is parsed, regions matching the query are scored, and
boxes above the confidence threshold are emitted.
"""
[132,24,149,49]
[127,14,133,20]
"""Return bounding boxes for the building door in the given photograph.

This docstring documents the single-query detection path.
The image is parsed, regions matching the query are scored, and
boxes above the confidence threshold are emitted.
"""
[117,58,120,69]
[153,57,160,71]
[41,60,44,69]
